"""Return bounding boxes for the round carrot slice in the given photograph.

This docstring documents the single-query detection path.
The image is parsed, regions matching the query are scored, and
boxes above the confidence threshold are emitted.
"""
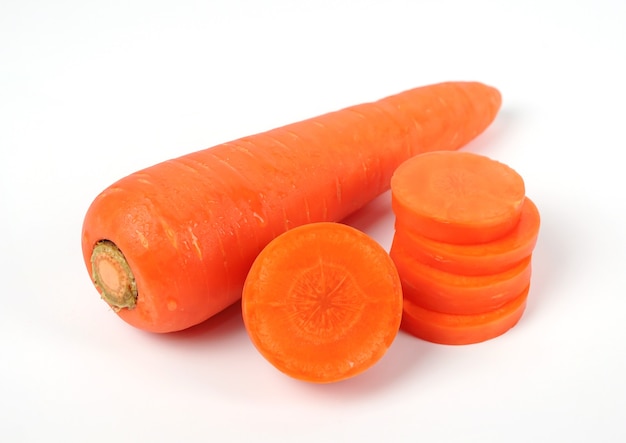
[401,285,529,345]
[393,197,540,275]
[390,240,531,315]
[391,151,526,244]
[242,222,403,383]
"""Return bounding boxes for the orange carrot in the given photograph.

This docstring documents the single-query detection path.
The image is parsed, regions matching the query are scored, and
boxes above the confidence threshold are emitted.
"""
[82,81,502,333]
[389,150,536,343]
[393,197,540,276]
[391,237,532,314]
[241,222,402,383]
[401,285,529,345]
[391,151,526,244]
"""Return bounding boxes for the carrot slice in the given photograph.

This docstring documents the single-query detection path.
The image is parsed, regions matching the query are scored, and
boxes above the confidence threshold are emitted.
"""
[242,222,403,383]
[391,151,526,244]
[390,239,531,314]
[401,286,529,345]
[393,197,540,276]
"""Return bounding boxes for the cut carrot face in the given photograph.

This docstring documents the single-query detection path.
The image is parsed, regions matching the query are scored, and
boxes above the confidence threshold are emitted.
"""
[241,222,403,383]
[401,286,529,345]
[390,240,531,315]
[393,197,540,276]
[391,151,526,244]
[82,81,502,332]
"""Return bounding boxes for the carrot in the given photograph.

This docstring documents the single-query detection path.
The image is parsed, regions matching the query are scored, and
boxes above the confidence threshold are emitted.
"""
[82,81,502,333]
[400,285,529,345]
[389,150,536,343]
[393,197,540,276]
[391,151,526,244]
[391,237,532,314]
[241,222,403,383]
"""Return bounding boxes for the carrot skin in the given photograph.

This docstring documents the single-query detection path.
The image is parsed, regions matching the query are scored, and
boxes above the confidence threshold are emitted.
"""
[82,81,502,332]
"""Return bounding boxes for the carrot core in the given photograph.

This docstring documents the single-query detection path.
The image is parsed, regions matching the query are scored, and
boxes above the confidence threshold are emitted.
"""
[91,240,137,311]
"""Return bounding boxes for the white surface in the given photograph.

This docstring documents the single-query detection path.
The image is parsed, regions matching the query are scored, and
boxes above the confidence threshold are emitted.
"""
[2,0,625,441]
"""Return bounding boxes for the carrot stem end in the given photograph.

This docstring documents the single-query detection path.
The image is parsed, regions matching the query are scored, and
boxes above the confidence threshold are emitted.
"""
[91,240,137,311]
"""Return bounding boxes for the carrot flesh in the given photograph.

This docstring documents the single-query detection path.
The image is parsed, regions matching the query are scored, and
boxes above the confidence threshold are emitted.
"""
[393,197,540,276]
[82,81,502,333]
[401,285,529,345]
[241,222,403,383]
[391,151,526,244]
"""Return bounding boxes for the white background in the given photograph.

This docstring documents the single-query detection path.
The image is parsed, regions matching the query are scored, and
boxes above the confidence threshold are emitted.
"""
[2,0,625,441]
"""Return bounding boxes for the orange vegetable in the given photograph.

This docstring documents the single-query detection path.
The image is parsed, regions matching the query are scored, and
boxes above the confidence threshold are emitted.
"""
[82,81,502,333]
[391,151,526,244]
[389,151,538,344]
[393,197,540,276]
[390,238,531,314]
[241,222,403,383]
[401,285,529,345]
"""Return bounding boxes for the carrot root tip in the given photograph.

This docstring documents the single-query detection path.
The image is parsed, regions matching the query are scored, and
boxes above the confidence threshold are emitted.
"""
[91,240,137,311]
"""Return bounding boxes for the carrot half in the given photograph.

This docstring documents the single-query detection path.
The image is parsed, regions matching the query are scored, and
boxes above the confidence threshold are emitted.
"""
[393,197,540,276]
[401,285,529,345]
[241,222,403,383]
[391,151,526,244]
[82,81,502,333]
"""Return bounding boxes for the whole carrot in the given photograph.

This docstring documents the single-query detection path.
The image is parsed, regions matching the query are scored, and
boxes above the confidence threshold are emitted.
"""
[82,81,502,333]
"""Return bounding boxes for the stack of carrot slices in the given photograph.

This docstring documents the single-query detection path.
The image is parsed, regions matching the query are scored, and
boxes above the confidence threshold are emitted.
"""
[389,151,540,345]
